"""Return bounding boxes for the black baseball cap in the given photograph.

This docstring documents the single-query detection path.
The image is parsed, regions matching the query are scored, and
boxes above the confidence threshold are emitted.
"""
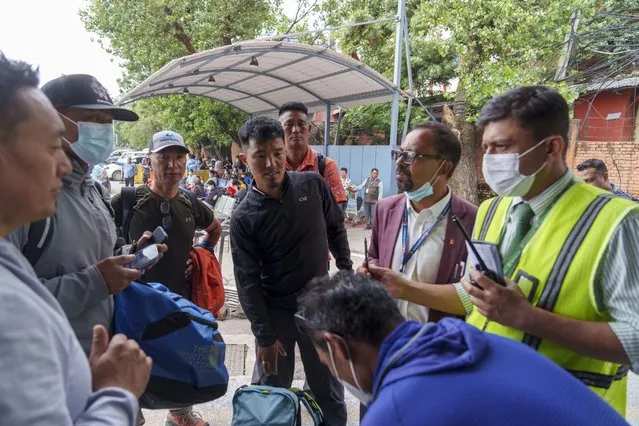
[41,74,138,122]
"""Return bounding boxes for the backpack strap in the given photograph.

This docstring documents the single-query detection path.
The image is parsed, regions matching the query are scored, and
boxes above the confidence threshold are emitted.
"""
[119,186,137,243]
[93,181,115,218]
[181,188,201,222]
[317,154,326,177]
[23,217,54,266]
[290,388,325,426]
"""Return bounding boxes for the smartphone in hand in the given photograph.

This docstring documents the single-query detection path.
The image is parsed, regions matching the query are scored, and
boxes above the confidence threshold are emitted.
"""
[126,244,159,272]
[452,216,505,287]
[152,226,168,244]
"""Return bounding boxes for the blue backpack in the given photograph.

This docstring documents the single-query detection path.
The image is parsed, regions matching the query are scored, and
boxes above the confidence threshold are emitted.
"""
[114,282,229,409]
[231,385,325,426]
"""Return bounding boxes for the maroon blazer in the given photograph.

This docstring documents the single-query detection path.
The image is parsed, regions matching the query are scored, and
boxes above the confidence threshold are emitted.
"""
[368,192,478,321]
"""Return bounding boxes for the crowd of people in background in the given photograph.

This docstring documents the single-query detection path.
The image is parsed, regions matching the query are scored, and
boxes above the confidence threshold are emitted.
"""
[1,49,639,426]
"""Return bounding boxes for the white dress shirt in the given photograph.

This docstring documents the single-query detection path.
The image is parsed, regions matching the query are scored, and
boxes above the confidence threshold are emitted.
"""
[392,189,451,322]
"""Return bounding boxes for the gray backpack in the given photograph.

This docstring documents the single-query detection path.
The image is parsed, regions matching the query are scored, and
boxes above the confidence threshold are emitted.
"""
[231,385,324,426]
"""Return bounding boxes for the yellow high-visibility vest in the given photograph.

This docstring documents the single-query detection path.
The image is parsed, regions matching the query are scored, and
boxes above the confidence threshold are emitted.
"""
[467,182,638,415]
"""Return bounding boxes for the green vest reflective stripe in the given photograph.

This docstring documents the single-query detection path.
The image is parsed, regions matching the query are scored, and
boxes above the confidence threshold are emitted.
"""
[467,182,638,415]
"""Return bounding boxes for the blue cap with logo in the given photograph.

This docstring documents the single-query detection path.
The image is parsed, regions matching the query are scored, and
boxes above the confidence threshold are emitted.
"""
[150,131,190,153]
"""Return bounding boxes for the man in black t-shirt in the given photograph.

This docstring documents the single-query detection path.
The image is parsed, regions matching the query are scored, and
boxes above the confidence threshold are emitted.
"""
[111,130,221,426]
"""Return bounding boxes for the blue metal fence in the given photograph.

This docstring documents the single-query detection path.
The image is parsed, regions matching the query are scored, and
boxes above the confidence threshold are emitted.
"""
[311,145,395,198]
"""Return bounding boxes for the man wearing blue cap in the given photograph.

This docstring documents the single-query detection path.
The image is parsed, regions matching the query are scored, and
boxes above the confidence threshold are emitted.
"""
[111,130,221,426]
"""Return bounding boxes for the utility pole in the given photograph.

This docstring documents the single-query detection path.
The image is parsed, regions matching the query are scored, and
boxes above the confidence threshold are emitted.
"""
[389,0,405,148]
[388,0,406,193]
[555,11,581,82]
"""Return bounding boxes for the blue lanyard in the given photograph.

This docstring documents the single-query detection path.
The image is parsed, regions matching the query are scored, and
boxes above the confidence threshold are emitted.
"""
[401,200,451,273]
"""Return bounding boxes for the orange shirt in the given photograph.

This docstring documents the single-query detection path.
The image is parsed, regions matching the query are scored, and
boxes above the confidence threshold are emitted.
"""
[286,148,347,203]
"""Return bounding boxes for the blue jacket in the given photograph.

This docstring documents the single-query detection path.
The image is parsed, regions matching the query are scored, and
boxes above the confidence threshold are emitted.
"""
[186,158,199,172]
[123,163,137,178]
[364,319,627,426]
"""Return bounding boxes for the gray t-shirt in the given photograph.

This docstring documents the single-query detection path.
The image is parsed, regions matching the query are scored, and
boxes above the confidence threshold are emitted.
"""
[0,238,137,425]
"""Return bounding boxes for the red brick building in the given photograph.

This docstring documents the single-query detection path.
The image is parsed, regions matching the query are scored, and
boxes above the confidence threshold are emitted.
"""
[571,77,639,198]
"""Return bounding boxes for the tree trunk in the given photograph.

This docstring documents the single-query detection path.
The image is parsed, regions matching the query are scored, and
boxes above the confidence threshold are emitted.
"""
[164,6,197,54]
[445,84,479,205]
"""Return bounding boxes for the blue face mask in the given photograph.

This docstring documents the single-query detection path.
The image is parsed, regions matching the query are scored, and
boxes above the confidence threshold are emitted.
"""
[406,161,445,202]
[61,114,114,166]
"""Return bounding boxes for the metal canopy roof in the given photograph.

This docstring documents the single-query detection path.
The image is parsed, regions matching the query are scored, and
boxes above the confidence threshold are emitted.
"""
[118,40,401,116]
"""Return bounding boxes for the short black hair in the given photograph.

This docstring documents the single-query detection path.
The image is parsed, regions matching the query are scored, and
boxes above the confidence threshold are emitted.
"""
[0,53,40,142]
[341,167,348,173]
[238,117,284,151]
[411,121,462,178]
[577,158,607,174]
[297,271,404,346]
[279,102,308,117]
[371,168,379,173]
[477,86,569,151]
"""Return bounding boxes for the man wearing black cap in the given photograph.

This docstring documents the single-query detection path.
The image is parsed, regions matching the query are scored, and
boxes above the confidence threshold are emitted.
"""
[6,74,166,358]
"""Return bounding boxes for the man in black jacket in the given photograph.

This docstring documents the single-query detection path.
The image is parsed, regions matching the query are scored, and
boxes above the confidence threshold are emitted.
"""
[231,117,352,425]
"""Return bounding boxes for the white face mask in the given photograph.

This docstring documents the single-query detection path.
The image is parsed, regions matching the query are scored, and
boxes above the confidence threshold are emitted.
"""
[482,138,549,197]
[326,340,372,405]
[60,113,114,166]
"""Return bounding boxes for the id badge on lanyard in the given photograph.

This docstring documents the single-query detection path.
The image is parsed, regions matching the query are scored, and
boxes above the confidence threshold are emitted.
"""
[400,200,451,274]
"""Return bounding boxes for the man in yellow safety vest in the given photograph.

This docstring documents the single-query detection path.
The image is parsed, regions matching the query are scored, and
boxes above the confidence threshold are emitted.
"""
[368,86,639,415]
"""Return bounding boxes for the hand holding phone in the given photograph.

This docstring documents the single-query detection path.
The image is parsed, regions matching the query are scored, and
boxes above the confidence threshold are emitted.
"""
[126,244,159,273]
[452,216,505,287]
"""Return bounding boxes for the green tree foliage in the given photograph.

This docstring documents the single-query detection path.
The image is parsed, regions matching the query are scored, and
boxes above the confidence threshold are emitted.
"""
[80,0,275,150]
[318,0,459,142]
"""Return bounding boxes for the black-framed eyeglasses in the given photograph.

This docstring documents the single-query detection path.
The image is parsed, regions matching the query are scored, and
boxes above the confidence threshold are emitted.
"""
[160,201,172,229]
[391,149,442,165]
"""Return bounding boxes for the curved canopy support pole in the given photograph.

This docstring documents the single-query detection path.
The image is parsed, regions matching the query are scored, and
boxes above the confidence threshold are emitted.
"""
[324,103,331,156]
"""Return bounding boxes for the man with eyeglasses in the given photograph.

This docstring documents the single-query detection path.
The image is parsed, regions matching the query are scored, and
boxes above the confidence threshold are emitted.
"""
[294,272,627,426]
[111,130,221,426]
[358,122,477,324]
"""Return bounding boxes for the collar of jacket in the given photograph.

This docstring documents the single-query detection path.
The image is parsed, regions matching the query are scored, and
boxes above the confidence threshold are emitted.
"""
[62,156,96,195]
[249,172,291,200]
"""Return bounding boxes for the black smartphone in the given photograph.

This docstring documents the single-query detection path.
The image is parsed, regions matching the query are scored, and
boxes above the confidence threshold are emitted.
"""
[364,238,369,265]
[451,216,505,286]
[152,226,168,244]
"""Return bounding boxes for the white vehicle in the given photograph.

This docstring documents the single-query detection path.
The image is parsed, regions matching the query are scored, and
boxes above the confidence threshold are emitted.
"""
[104,151,147,181]
[107,148,133,163]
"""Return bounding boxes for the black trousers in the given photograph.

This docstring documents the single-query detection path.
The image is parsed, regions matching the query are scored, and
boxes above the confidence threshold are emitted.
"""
[252,311,346,426]
[124,177,135,187]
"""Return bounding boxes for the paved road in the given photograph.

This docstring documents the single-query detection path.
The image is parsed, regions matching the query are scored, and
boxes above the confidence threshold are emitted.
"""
[109,182,637,425]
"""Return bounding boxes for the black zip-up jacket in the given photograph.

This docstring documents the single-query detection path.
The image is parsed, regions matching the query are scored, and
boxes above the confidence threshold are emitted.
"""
[230,171,352,347]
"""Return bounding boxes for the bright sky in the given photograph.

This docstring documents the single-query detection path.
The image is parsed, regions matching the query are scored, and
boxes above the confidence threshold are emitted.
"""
[1,0,300,98]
